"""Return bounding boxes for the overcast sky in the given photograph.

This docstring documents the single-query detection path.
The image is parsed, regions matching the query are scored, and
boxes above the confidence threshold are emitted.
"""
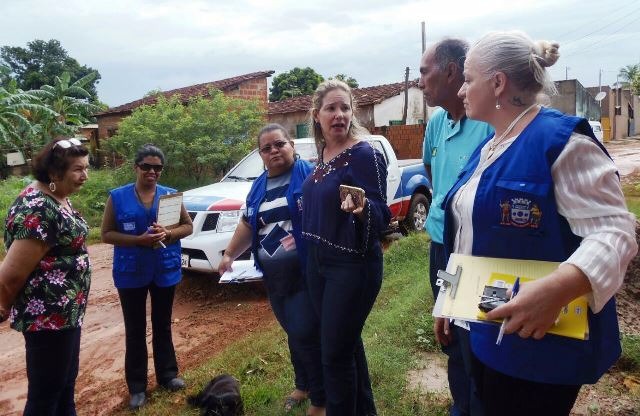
[2,0,639,106]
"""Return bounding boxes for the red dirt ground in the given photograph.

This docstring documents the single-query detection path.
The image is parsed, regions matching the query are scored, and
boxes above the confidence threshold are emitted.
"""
[0,244,275,416]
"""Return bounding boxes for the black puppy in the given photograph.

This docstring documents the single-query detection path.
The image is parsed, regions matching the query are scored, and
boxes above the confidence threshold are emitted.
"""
[187,374,244,416]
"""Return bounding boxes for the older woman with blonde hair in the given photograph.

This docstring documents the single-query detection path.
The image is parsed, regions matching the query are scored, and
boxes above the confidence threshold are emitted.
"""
[444,31,638,415]
[302,80,391,415]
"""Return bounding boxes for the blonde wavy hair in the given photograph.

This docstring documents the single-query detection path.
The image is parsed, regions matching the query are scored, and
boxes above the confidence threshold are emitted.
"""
[308,79,368,155]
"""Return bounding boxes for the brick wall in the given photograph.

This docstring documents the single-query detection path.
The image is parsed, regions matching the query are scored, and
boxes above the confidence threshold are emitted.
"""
[227,78,269,109]
[372,124,425,159]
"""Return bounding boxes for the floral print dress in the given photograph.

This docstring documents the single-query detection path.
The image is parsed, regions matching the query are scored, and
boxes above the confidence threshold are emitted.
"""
[5,185,91,332]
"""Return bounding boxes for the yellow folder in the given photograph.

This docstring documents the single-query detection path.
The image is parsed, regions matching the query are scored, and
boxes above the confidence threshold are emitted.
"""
[476,272,589,340]
[433,254,589,340]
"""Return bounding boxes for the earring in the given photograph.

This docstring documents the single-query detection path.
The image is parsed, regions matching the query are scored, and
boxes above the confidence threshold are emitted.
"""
[49,182,56,192]
[495,100,501,110]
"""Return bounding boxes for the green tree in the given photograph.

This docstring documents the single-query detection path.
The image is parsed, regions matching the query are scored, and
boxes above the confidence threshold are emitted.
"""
[0,86,57,157]
[1,39,102,102]
[329,74,359,88]
[269,67,324,101]
[631,73,640,96]
[618,64,640,87]
[104,90,265,188]
[37,71,99,136]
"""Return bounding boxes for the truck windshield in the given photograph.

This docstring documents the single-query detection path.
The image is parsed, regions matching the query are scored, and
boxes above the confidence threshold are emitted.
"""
[222,143,318,182]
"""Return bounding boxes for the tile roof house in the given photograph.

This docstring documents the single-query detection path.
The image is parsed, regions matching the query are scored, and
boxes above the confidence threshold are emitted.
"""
[268,80,426,138]
[95,70,275,141]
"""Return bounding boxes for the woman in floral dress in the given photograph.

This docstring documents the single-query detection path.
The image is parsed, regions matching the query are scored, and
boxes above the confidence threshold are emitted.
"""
[0,138,91,415]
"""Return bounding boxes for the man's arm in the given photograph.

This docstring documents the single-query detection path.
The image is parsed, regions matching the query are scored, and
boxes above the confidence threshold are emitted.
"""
[424,164,432,184]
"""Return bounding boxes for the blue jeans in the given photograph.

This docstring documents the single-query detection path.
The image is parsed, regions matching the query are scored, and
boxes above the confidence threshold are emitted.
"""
[269,286,325,406]
[430,241,483,416]
[117,283,179,394]
[23,327,81,416]
[307,243,382,416]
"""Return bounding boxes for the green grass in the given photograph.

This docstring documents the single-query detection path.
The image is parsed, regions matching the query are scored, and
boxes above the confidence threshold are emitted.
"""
[623,179,640,218]
[124,233,448,416]
[619,334,640,373]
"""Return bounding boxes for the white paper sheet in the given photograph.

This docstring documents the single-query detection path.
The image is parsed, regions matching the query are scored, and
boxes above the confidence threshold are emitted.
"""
[219,260,263,283]
[157,193,183,227]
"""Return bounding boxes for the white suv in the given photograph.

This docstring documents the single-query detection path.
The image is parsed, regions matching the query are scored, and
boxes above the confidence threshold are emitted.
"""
[588,121,604,143]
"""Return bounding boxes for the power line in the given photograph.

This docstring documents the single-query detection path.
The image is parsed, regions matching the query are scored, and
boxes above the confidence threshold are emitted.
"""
[562,15,640,58]
[562,6,640,47]
[555,0,638,42]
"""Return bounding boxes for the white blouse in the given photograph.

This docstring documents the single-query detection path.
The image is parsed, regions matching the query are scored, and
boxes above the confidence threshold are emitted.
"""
[451,132,638,313]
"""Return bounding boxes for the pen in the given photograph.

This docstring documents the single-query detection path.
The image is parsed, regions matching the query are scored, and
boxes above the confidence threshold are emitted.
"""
[148,226,166,249]
[496,277,520,345]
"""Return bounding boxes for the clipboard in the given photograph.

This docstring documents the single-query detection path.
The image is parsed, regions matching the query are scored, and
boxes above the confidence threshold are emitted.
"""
[433,254,589,340]
[157,193,183,227]
[219,260,264,283]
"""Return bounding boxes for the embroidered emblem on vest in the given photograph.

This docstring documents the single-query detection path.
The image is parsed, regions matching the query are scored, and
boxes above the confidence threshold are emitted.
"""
[499,199,542,228]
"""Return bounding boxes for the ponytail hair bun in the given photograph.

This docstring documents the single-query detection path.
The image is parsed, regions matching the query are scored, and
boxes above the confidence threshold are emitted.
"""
[533,40,560,68]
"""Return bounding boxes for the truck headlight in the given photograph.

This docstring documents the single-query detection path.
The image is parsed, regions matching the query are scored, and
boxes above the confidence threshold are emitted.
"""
[216,210,243,233]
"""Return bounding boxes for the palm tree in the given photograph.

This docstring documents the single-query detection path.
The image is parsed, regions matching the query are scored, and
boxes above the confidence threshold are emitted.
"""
[37,71,99,140]
[618,64,640,87]
[0,85,57,155]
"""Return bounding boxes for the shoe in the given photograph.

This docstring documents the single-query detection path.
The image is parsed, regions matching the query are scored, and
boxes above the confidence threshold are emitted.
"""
[162,377,186,392]
[128,392,146,410]
[284,390,308,412]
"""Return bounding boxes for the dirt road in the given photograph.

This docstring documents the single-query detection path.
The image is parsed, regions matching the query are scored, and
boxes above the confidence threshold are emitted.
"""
[0,244,275,415]
[0,138,638,415]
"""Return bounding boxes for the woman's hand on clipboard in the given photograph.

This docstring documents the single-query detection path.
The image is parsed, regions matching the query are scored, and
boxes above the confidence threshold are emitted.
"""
[138,223,167,247]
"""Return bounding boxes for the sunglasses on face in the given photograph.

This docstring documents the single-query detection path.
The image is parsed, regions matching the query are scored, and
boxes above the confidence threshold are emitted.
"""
[259,140,289,154]
[53,138,83,149]
[137,163,164,172]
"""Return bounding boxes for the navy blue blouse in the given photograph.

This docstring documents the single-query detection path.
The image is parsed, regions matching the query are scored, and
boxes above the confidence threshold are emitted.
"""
[301,141,390,254]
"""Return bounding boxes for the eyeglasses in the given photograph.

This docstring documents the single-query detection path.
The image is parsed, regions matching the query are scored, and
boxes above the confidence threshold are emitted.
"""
[259,140,289,154]
[137,163,164,172]
[53,138,83,149]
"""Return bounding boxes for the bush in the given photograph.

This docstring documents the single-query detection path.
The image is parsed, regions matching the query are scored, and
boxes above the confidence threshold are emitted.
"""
[104,90,265,189]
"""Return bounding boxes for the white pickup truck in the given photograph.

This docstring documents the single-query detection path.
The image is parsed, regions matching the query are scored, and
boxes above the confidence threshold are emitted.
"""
[180,135,432,273]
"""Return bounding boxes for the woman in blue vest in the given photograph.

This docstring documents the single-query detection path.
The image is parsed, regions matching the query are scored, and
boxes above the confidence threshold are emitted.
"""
[445,31,639,415]
[302,80,391,416]
[101,144,193,410]
[218,124,325,415]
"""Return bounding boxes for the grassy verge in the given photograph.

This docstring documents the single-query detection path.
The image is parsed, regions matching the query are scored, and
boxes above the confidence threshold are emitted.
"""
[623,179,640,218]
[126,233,447,416]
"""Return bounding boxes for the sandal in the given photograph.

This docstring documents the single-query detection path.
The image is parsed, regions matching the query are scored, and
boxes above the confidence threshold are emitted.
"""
[284,392,308,412]
[284,396,302,412]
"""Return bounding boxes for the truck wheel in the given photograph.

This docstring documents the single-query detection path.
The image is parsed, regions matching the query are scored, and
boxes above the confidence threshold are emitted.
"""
[401,193,430,234]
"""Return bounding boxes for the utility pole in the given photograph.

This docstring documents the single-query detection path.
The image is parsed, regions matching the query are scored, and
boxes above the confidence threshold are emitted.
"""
[402,66,410,124]
[421,21,427,124]
[565,66,570,80]
[599,69,602,93]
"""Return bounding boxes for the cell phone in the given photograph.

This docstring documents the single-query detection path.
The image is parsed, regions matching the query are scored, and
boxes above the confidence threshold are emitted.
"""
[339,184,365,208]
[478,285,509,313]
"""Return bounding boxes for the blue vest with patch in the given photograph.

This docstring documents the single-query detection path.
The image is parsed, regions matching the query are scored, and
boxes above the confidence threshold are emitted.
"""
[111,183,182,288]
[246,159,313,274]
[443,107,620,385]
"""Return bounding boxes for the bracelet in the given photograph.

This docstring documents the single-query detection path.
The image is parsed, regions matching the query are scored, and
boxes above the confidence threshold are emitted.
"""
[166,229,172,241]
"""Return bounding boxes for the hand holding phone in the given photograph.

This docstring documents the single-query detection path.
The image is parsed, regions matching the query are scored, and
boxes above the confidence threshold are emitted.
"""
[339,184,365,208]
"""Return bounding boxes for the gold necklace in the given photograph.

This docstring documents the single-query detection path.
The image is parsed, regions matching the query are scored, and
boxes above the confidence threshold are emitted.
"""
[487,104,538,159]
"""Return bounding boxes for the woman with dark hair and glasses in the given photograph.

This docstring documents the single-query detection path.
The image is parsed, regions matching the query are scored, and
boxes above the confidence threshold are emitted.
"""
[101,143,192,410]
[219,124,325,415]
[0,137,90,415]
